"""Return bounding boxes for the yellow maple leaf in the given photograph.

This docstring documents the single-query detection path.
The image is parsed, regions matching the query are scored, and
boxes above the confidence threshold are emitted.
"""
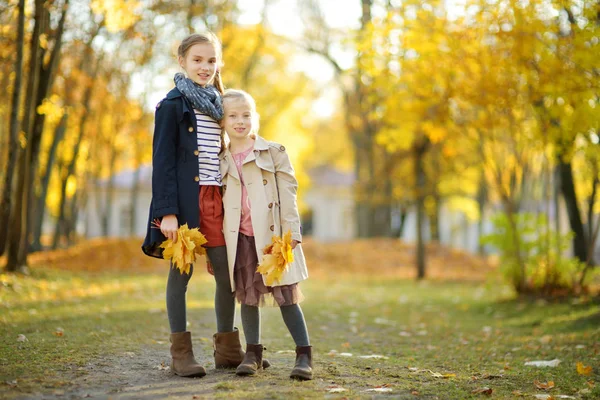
[577,362,592,376]
[257,230,294,285]
[159,224,208,275]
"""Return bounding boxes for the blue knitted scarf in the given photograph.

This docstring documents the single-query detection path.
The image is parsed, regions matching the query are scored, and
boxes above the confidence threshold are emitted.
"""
[174,73,223,121]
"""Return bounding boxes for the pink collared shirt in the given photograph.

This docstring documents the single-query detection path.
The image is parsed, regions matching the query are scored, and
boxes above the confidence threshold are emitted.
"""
[232,146,255,236]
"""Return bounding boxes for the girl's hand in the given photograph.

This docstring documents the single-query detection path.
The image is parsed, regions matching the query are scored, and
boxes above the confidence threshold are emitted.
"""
[206,260,214,275]
[291,240,300,250]
[160,215,179,243]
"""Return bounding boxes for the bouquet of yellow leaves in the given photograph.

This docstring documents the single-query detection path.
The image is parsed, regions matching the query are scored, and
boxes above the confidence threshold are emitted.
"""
[257,230,294,286]
[153,220,208,275]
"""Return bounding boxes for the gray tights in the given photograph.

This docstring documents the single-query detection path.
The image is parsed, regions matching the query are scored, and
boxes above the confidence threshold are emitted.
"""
[241,303,310,347]
[166,245,235,333]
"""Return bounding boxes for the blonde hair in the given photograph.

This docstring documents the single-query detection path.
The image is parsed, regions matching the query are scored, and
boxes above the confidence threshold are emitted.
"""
[178,32,225,95]
[222,89,260,139]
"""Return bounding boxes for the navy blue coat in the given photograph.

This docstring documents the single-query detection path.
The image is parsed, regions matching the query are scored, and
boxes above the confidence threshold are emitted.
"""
[142,87,211,258]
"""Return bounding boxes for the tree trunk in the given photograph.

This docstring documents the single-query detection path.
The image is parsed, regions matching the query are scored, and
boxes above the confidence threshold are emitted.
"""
[30,113,68,251]
[0,0,26,258]
[428,195,440,242]
[476,178,487,256]
[129,166,141,236]
[19,0,69,262]
[415,146,426,280]
[5,0,46,272]
[392,203,408,238]
[557,160,588,263]
[101,149,119,237]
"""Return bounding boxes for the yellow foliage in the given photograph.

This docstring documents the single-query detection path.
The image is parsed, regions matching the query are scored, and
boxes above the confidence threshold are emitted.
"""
[91,0,140,33]
[37,95,65,126]
[257,230,294,286]
[160,224,208,275]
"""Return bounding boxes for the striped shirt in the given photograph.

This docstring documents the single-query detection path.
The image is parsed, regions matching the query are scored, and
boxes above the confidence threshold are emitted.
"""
[194,110,222,186]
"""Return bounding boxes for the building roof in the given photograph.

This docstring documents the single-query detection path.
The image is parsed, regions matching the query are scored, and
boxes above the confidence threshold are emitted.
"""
[308,165,355,187]
[94,165,152,189]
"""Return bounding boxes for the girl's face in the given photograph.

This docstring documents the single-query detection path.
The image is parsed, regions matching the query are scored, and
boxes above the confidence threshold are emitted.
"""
[179,43,218,87]
[223,98,254,141]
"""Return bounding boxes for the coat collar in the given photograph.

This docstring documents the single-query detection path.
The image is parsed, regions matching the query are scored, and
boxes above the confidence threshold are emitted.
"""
[253,135,270,151]
[221,136,273,181]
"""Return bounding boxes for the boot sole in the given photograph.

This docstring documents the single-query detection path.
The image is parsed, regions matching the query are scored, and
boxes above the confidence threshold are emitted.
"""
[236,366,262,376]
[290,370,313,380]
[174,370,207,378]
[216,360,271,369]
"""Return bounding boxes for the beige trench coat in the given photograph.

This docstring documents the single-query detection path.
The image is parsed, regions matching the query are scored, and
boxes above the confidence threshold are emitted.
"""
[219,136,308,291]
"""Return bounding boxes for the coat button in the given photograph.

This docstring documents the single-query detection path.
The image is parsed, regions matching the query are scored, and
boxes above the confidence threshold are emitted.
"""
[194,150,199,156]
[270,225,274,231]
[263,179,267,185]
[268,202,273,208]
[188,127,194,133]
[279,145,285,151]
[194,176,199,182]
[223,184,227,190]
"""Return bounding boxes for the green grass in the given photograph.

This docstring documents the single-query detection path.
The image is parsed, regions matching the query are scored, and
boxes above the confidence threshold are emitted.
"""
[1,266,599,399]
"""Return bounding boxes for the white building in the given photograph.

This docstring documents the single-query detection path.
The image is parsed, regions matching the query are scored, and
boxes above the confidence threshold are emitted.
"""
[83,165,152,238]
[303,166,357,241]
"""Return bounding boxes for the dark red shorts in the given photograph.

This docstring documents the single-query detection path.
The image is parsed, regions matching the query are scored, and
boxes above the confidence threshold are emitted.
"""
[199,185,225,247]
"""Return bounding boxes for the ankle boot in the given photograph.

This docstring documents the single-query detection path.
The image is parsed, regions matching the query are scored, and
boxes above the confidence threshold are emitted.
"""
[235,344,264,376]
[290,345,313,380]
[213,328,271,369]
[169,331,206,378]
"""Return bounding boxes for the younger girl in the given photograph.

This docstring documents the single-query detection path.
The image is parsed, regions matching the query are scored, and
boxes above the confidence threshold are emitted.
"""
[142,33,267,377]
[219,89,313,380]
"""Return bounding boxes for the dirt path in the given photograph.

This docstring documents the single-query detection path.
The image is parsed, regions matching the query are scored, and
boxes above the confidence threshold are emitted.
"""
[18,343,417,399]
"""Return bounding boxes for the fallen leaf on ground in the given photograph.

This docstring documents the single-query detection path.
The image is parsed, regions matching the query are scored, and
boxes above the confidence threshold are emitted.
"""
[365,384,393,393]
[586,381,595,388]
[5,380,17,387]
[534,380,555,390]
[16,334,27,342]
[327,387,347,393]
[482,374,503,379]
[366,388,393,392]
[411,391,419,396]
[524,359,561,367]
[576,362,592,376]
[54,328,64,337]
[511,390,524,396]
[533,395,575,399]
[276,350,295,354]
[157,362,170,371]
[429,370,455,378]
[358,355,389,359]
[471,387,493,395]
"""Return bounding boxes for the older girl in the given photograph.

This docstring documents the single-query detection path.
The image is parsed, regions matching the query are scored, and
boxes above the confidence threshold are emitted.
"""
[142,33,269,377]
[219,89,313,380]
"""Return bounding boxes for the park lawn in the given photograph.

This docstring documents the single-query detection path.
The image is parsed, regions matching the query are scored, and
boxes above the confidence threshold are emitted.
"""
[0,239,599,399]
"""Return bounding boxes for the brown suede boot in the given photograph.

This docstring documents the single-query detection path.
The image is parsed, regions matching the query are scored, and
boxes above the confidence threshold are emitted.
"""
[170,331,206,378]
[235,344,264,376]
[290,345,313,380]
[213,328,271,369]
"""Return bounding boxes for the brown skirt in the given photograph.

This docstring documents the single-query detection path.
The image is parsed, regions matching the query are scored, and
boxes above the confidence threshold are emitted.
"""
[234,233,304,307]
